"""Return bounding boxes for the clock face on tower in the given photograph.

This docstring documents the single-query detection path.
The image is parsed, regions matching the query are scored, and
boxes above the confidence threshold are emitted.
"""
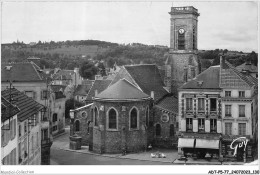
[179,28,185,34]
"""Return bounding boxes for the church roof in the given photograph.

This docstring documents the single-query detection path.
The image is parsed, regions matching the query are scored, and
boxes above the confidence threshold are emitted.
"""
[124,64,168,102]
[180,65,220,90]
[94,79,151,101]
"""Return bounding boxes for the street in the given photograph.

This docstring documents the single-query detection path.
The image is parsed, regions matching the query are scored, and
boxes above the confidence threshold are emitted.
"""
[50,148,172,165]
[50,128,172,165]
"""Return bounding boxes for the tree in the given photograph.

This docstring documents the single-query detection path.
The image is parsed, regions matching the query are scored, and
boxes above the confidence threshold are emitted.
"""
[79,61,98,79]
[97,62,107,76]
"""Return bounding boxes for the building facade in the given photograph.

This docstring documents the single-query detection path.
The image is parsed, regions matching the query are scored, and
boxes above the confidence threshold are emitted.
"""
[1,63,52,165]
[219,57,257,162]
[49,85,66,136]
[177,57,258,162]
[2,88,44,165]
[178,65,222,159]
[1,98,20,165]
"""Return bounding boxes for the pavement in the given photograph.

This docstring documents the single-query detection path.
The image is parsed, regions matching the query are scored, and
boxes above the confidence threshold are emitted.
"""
[51,126,258,165]
[52,127,178,163]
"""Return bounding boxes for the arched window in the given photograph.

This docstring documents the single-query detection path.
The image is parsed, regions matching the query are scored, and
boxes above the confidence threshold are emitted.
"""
[87,121,91,134]
[75,120,80,131]
[170,124,174,137]
[130,108,138,129]
[108,108,117,129]
[145,106,149,127]
[94,107,98,127]
[178,32,185,50]
[155,124,161,136]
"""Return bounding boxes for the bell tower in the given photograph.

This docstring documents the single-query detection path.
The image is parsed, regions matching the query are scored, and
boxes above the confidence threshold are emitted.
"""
[165,6,200,94]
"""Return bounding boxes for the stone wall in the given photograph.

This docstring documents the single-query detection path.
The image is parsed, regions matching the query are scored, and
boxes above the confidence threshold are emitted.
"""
[153,107,178,148]
[92,100,151,154]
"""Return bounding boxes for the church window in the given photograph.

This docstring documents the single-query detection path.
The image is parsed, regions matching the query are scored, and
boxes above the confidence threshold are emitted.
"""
[130,107,138,129]
[155,124,161,136]
[75,120,80,131]
[108,108,117,129]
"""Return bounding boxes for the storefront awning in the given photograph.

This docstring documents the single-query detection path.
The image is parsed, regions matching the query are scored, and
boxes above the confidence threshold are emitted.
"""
[178,138,195,148]
[196,139,219,149]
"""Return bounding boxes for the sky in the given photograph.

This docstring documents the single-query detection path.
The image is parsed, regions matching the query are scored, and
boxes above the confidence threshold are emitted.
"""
[1,1,258,52]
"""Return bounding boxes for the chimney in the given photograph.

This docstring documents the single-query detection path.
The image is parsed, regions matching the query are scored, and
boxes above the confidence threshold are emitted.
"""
[95,90,98,96]
[151,91,154,100]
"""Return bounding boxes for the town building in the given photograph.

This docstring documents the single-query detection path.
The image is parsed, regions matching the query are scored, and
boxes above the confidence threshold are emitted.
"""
[178,65,222,160]
[110,64,178,148]
[1,62,52,165]
[177,56,258,162]
[52,68,82,86]
[219,57,257,162]
[165,6,200,94]
[2,88,45,165]
[49,85,67,136]
[72,64,179,151]
[1,97,20,165]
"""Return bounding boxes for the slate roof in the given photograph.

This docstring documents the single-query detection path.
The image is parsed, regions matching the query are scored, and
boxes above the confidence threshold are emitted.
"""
[1,88,44,122]
[124,64,168,102]
[95,79,151,101]
[86,79,112,102]
[1,97,20,122]
[74,84,92,96]
[236,62,258,73]
[223,60,255,87]
[180,66,220,90]
[1,62,46,82]
[155,95,178,114]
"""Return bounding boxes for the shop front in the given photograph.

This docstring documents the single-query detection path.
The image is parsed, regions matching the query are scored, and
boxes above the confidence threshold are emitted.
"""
[178,135,221,160]
[220,135,254,162]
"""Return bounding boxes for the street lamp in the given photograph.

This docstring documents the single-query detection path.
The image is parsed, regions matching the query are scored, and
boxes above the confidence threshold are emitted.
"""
[70,109,75,136]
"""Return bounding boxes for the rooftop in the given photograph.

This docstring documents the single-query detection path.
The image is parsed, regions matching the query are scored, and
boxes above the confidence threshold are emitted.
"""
[1,97,20,122]
[86,79,112,102]
[180,65,220,90]
[124,64,168,102]
[95,79,151,101]
[74,84,92,96]
[1,88,44,122]
[1,62,47,82]
[236,62,258,73]
[155,95,178,114]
